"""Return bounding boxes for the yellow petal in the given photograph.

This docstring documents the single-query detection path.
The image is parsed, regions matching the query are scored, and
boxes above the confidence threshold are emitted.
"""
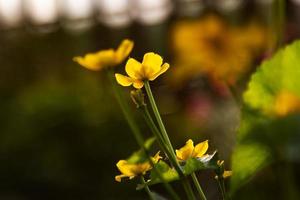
[116,160,135,177]
[125,58,143,79]
[73,49,115,71]
[115,39,134,64]
[152,151,162,163]
[115,174,127,182]
[142,52,163,79]
[274,91,300,116]
[96,49,116,65]
[176,139,194,161]
[128,162,152,175]
[223,170,232,178]
[73,56,101,71]
[133,80,144,89]
[149,63,170,81]
[115,74,133,87]
[193,140,209,158]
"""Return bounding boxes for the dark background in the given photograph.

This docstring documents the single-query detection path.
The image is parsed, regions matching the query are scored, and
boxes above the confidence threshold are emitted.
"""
[1,0,300,199]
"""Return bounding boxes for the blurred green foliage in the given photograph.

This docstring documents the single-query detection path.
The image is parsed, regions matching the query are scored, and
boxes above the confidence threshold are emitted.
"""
[231,41,300,199]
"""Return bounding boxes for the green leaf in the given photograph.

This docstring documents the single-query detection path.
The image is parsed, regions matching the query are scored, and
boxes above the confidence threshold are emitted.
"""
[137,152,218,189]
[231,40,300,194]
[136,160,179,190]
[183,151,218,175]
[244,40,300,114]
[127,137,156,164]
[230,142,271,192]
[149,160,180,185]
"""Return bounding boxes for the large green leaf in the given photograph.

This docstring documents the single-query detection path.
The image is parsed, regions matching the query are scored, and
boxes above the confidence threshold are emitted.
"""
[231,40,300,194]
[244,40,300,114]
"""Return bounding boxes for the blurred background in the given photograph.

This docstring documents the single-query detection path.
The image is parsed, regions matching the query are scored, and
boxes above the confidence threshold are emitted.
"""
[1,0,300,199]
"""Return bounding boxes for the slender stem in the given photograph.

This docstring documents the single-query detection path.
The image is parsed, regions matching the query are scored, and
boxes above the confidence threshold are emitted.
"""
[182,178,197,200]
[217,179,226,200]
[191,173,207,200]
[141,176,155,200]
[141,106,194,200]
[144,81,175,153]
[274,0,285,48]
[141,106,173,157]
[141,107,182,200]
[107,71,180,200]
[107,71,144,147]
[144,81,196,200]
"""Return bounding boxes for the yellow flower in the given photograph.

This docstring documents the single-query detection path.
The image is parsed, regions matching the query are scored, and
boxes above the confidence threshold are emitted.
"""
[169,15,274,87]
[73,39,134,71]
[176,139,208,161]
[115,151,162,182]
[215,160,232,179]
[274,91,300,116]
[115,52,170,89]
[222,170,232,179]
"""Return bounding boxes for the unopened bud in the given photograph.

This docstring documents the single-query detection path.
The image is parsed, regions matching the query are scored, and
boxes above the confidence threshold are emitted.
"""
[130,89,146,108]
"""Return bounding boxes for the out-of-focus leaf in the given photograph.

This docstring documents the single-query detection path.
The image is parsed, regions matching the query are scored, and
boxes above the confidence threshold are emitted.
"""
[231,143,271,191]
[127,137,156,164]
[244,40,300,115]
[231,40,300,194]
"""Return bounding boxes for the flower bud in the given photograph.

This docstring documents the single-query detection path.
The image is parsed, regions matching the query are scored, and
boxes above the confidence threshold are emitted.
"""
[130,89,146,108]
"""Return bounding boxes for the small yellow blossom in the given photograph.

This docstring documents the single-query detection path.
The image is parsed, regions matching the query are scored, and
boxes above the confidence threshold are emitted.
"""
[274,91,300,116]
[176,139,208,161]
[215,160,232,179]
[222,170,232,178]
[115,151,162,182]
[115,52,170,89]
[73,39,134,71]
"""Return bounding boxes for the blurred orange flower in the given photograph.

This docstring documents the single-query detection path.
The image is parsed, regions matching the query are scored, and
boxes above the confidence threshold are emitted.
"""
[274,91,300,116]
[169,15,274,87]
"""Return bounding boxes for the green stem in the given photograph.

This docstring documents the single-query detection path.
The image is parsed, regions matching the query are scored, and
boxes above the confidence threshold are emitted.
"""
[191,173,207,200]
[144,81,196,200]
[141,106,191,200]
[275,0,285,48]
[144,81,175,152]
[107,71,180,200]
[107,71,144,147]
[141,176,155,200]
[141,106,173,157]
[217,179,226,200]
